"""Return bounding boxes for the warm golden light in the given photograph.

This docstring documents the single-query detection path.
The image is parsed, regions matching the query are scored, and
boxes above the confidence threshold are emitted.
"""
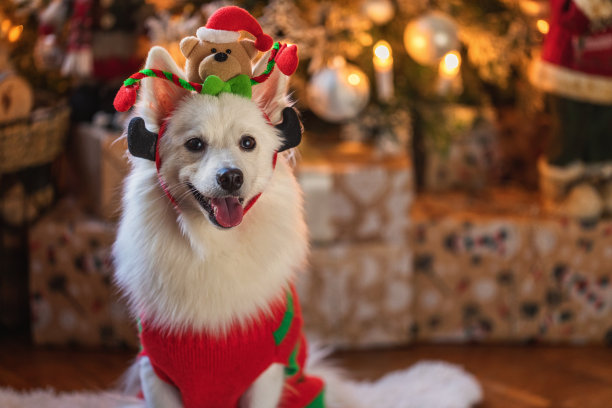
[1,19,11,35]
[347,73,361,86]
[440,51,461,77]
[372,40,394,101]
[374,41,391,61]
[8,25,23,42]
[537,19,550,34]
[411,35,427,51]
[373,40,393,71]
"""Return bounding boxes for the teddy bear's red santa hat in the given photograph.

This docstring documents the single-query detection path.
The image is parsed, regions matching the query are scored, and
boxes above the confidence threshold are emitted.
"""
[196,6,273,52]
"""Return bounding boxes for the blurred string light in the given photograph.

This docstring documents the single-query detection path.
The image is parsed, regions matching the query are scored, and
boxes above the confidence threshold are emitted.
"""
[0,17,24,43]
[1,19,11,35]
[437,50,462,96]
[362,0,395,25]
[374,41,390,59]
[348,73,362,85]
[373,40,394,101]
[8,25,23,42]
[536,19,549,34]
[439,50,461,78]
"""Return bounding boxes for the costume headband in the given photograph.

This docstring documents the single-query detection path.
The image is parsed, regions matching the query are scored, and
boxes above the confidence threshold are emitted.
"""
[113,42,297,112]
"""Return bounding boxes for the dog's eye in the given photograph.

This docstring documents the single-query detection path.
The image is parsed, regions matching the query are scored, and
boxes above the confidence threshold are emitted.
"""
[226,49,231,54]
[239,135,256,151]
[211,48,217,53]
[185,138,206,152]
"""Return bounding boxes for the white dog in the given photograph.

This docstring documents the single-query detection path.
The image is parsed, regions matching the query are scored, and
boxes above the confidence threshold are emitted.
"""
[114,46,483,408]
[114,45,324,408]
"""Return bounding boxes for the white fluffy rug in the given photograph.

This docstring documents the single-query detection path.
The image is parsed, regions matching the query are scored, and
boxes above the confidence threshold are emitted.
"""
[0,361,482,408]
[0,388,141,408]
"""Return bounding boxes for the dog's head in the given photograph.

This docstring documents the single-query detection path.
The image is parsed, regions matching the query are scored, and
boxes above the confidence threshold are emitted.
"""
[132,46,300,230]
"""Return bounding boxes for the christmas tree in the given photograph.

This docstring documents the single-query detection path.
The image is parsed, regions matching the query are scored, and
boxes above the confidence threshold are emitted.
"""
[0,0,556,190]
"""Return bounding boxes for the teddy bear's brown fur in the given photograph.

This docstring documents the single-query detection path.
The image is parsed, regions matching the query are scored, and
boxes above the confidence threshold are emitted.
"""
[180,36,258,83]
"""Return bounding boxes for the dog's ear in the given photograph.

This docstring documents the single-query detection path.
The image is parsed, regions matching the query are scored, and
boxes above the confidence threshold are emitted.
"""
[276,107,303,152]
[252,67,290,123]
[253,69,303,151]
[252,49,272,77]
[139,46,190,126]
[127,117,158,161]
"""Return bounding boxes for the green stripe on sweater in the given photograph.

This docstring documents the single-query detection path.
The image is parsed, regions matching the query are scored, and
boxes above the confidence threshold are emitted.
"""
[285,343,300,377]
[305,389,325,408]
[273,289,294,345]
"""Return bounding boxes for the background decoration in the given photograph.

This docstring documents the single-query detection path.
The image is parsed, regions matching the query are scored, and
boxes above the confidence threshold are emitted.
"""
[362,0,395,25]
[0,72,33,122]
[306,57,370,123]
[436,50,462,96]
[420,104,499,192]
[259,0,324,61]
[372,40,394,102]
[403,11,459,66]
[60,0,93,78]
[145,5,202,67]
[341,103,411,155]
[529,0,612,221]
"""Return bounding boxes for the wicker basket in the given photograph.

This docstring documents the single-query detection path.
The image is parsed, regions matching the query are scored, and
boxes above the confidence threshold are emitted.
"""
[0,104,70,174]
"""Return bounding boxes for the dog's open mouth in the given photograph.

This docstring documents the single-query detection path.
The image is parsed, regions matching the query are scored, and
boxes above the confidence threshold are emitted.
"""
[188,183,245,228]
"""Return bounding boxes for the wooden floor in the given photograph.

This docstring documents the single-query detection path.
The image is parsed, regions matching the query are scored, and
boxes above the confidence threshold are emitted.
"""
[1,336,611,408]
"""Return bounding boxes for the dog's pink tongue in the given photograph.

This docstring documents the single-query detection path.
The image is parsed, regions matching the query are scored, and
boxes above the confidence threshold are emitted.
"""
[211,197,244,228]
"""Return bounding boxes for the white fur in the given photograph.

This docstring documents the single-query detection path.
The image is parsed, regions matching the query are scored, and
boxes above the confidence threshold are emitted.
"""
[240,364,285,408]
[305,348,483,408]
[113,47,307,336]
[139,357,182,408]
[114,46,306,407]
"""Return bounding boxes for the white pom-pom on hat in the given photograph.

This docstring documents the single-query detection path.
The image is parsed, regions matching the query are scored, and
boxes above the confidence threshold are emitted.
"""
[196,6,273,51]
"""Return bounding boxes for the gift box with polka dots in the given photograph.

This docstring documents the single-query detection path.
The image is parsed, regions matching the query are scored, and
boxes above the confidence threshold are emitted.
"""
[29,199,138,348]
[411,189,612,344]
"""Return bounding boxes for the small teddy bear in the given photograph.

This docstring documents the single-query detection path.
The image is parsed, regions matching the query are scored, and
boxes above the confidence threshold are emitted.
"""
[114,6,299,112]
[180,6,273,83]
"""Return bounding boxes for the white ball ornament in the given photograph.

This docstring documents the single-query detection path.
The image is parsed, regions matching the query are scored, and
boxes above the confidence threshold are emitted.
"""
[404,11,459,66]
[307,60,370,123]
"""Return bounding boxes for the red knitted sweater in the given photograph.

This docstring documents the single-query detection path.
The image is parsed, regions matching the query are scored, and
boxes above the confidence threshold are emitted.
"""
[139,285,324,408]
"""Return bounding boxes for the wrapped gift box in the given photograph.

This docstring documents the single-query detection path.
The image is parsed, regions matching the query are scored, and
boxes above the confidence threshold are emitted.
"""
[411,197,533,342]
[411,189,612,344]
[421,105,500,192]
[297,142,414,244]
[73,124,129,220]
[29,199,138,348]
[517,219,612,344]
[298,242,413,348]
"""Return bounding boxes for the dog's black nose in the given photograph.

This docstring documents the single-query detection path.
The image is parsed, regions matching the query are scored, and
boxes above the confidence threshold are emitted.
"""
[216,168,243,192]
[214,52,228,62]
